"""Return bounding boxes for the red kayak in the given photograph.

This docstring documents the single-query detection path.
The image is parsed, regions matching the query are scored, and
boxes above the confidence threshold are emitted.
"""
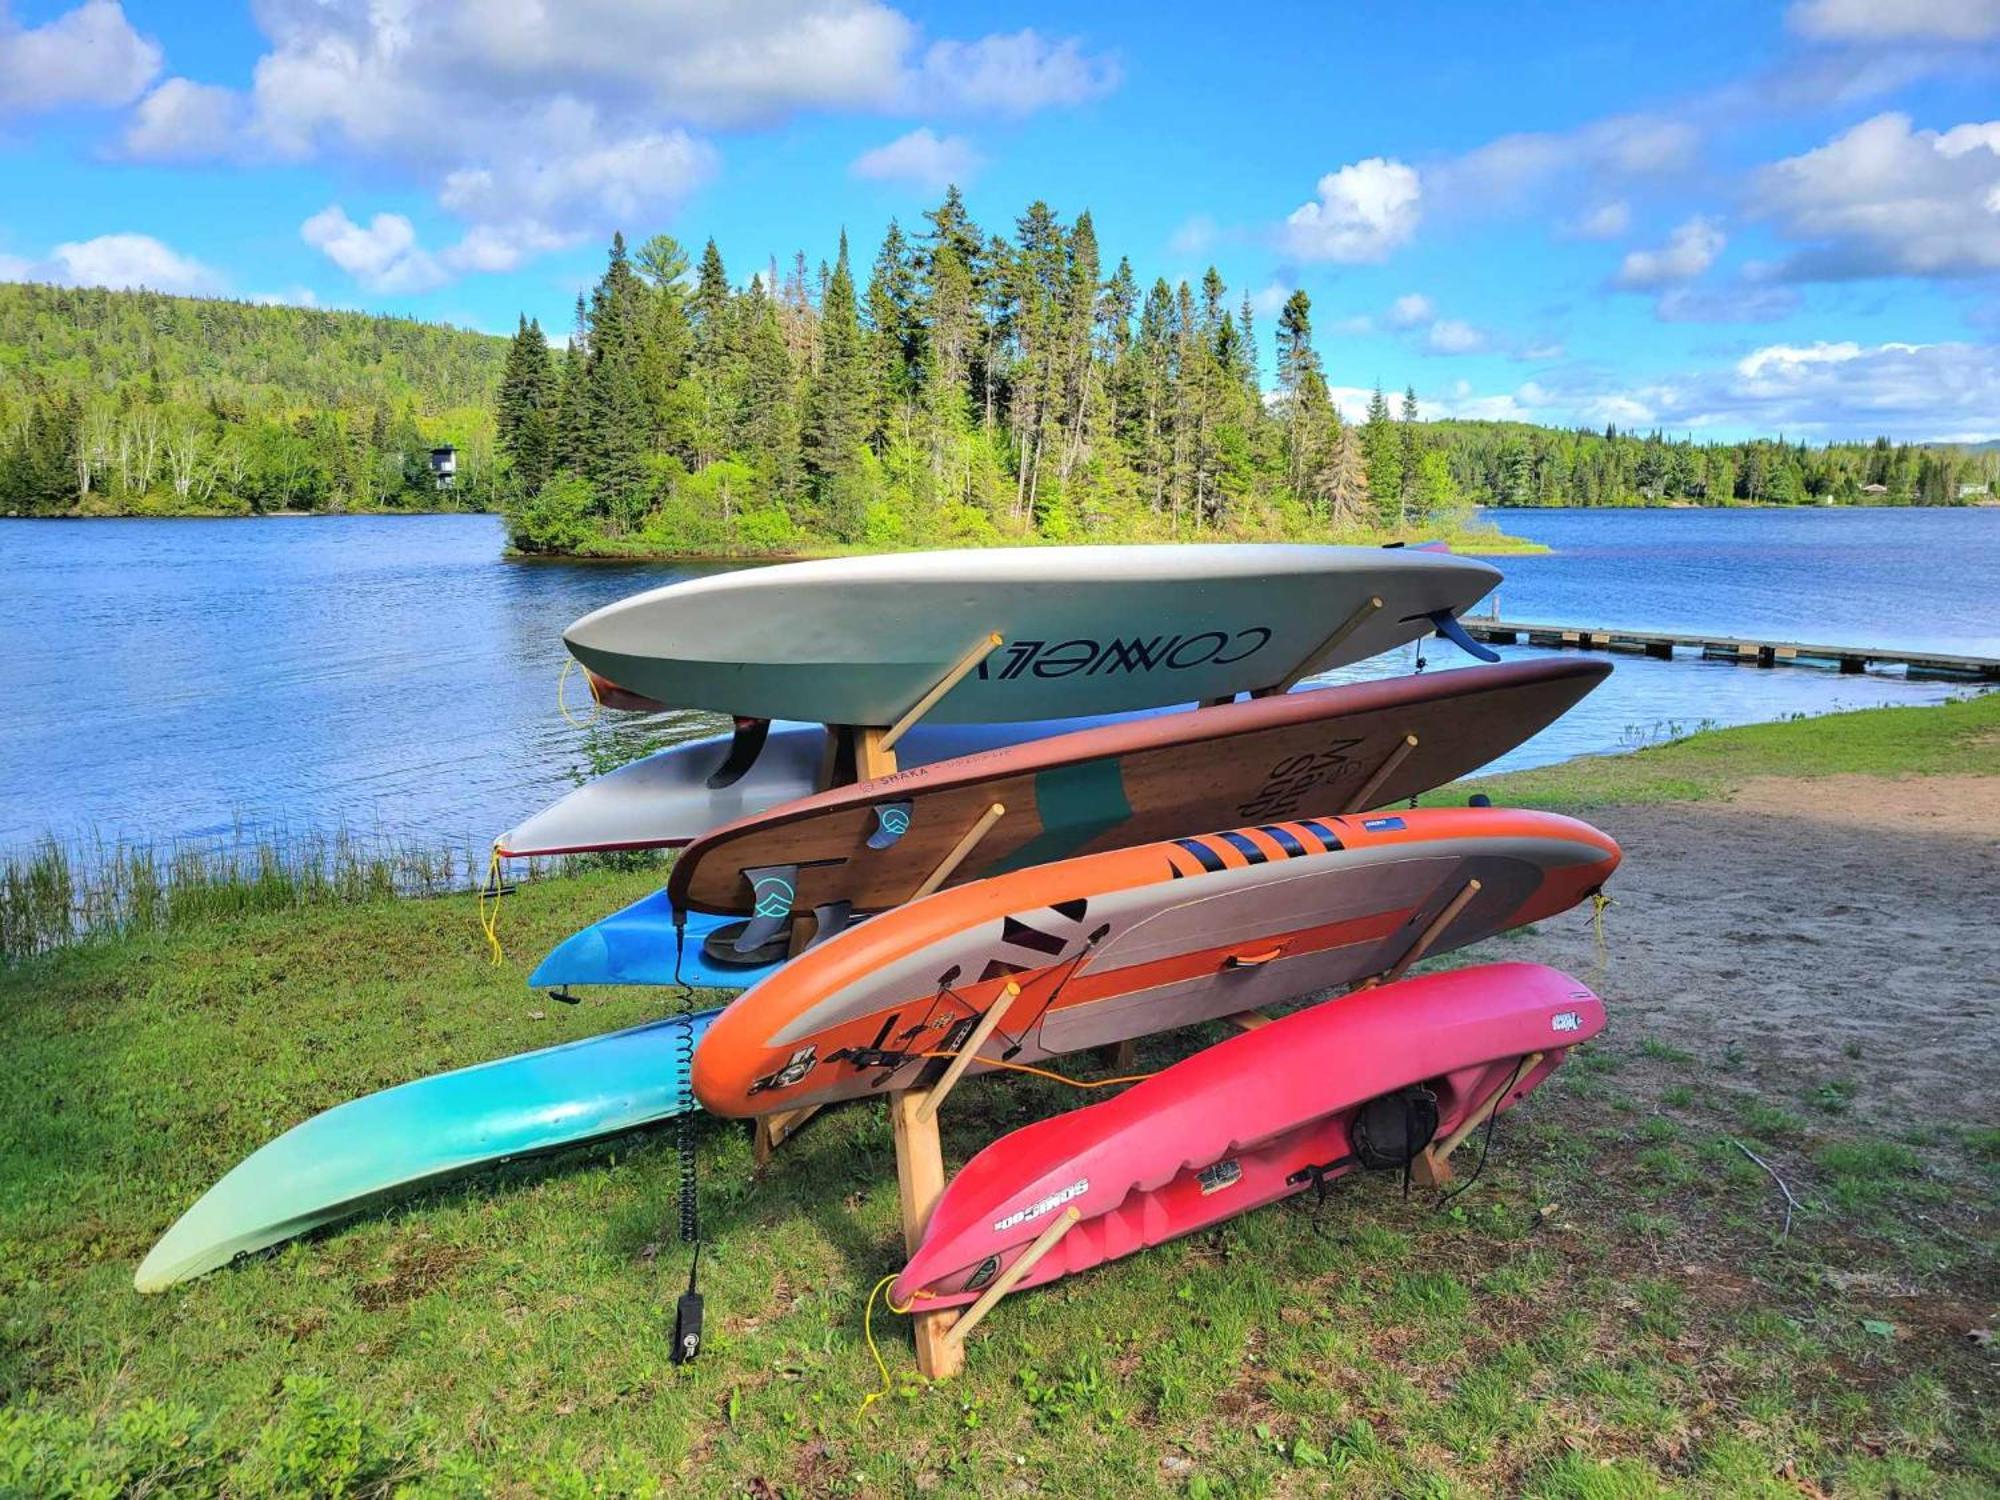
[894,962,1604,1309]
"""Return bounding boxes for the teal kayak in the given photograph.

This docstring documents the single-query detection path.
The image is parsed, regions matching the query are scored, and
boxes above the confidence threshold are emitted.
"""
[527,892,782,992]
[135,1007,715,1292]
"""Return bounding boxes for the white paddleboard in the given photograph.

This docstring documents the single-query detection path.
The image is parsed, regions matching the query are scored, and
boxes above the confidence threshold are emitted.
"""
[563,544,1499,725]
[496,710,1177,857]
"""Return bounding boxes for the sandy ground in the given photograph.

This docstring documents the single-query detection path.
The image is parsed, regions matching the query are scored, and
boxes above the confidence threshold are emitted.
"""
[1496,775,2000,1126]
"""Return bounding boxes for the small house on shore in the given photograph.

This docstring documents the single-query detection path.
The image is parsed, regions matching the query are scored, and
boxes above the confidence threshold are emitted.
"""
[429,445,457,490]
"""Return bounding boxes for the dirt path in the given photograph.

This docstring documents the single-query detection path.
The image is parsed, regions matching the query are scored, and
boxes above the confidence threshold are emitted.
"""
[1494,775,2000,1125]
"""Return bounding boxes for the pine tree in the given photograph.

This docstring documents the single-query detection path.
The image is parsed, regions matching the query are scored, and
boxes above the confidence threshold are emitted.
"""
[581,232,651,525]
[864,219,920,446]
[1361,385,1403,528]
[806,231,869,537]
[1397,385,1420,527]
[496,316,556,496]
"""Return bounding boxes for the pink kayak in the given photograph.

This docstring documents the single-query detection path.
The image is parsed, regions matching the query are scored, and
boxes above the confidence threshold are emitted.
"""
[894,961,1604,1309]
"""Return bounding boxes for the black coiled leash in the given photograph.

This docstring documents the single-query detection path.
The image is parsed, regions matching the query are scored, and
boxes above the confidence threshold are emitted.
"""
[669,917,703,1365]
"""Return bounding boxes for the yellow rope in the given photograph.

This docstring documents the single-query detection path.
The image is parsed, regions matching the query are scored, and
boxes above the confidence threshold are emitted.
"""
[557,657,600,727]
[859,1274,928,1415]
[915,1051,1154,1090]
[1590,890,1613,980]
[477,845,506,965]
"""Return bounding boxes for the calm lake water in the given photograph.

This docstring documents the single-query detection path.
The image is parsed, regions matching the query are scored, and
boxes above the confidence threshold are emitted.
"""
[1,508,1993,858]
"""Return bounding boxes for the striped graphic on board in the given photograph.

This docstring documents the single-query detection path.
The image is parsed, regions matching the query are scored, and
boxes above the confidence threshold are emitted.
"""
[1164,818,1348,879]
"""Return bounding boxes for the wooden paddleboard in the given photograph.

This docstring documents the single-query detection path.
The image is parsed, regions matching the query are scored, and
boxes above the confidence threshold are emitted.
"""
[689,807,1619,1118]
[666,658,1608,923]
[563,544,1500,725]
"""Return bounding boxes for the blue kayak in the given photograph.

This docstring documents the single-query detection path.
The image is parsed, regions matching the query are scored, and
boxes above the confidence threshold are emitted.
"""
[527,892,781,992]
[136,1007,716,1291]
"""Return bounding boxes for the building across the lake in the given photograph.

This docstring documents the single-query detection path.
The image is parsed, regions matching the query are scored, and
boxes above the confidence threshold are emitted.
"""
[429,445,457,489]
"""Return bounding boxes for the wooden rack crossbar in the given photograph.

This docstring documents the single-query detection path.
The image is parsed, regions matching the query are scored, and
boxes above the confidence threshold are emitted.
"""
[1261,595,1383,696]
[1412,1050,1545,1189]
[916,981,1019,1125]
[942,1206,1082,1351]
[882,633,1004,752]
[1358,878,1481,991]
[911,802,1006,901]
[1343,734,1419,813]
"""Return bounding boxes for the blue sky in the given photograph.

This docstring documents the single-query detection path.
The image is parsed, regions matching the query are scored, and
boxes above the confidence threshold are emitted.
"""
[2,0,1997,440]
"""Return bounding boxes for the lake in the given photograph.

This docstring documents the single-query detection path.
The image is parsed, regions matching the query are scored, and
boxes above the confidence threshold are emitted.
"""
[2,507,1993,860]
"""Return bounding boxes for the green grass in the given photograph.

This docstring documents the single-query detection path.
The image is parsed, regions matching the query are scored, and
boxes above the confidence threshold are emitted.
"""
[1432,689,2000,808]
[0,703,1994,1494]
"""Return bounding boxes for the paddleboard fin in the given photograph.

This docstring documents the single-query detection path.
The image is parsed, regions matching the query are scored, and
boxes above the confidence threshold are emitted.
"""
[705,717,772,790]
[806,900,855,949]
[1426,609,1502,664]
[733,864,799,954]
[866,801,914,850]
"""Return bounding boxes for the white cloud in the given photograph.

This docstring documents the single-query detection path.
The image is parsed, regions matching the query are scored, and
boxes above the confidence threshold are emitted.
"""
[301,207,446,294]
[1433,114,1699,211]
[914,29,1119,115]
[1615,215,1726,288]
[115,3,1116,285]
[1653,284,1801,323]
[120,78,242,159]
[1517,341,1567,362]
[1385,293,1435,329]
[0,232,222,293]
[1425,318,1489,355]
[1566,201,1632,240]
[1561,340,2000,440]
[1249,281,1294,318]
[1755,112,2000,279]
[850,126,981,190]
[1167,214,1217,258]
[0,0,159,114]
[1281,158,1422,263]
[1788,0,2000,41]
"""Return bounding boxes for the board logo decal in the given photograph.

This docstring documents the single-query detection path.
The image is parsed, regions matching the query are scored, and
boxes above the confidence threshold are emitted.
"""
[974,628,1274,683]
[748,1045,818,1096]
[1235,739,1366,822]
[1551,1011,1582,1033]
[1197,1160,1243,1195]
[994,1177,1089,1233]
[1361,815,1406,832]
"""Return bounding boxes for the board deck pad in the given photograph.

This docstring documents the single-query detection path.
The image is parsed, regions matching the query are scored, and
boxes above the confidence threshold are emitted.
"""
[667,659,1609,920]
[564,544,1501,725]
[527,896,784,993]
[689,806,1620,1118]
[894,962,1605,1308]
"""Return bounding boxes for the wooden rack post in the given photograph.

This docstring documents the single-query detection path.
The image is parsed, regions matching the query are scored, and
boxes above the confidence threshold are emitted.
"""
[888,979,1027,1378]
[1342,734,1419,813]
[1411,1051,1544,1189]
[1258,596,1383,697]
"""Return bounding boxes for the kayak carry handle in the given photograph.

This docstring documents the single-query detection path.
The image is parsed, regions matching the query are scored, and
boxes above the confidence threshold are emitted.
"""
[1223,946,1285,970]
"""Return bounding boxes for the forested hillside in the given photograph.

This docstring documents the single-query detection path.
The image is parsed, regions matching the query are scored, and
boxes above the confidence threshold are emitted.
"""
[0,285,505,516]
[495,193,1996,558]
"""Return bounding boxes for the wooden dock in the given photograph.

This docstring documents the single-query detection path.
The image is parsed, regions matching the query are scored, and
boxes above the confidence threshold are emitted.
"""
[1463,617,2000,682]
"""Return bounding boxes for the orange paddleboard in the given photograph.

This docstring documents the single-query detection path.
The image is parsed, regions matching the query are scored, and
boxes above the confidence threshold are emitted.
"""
[690,806,1619,1118]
